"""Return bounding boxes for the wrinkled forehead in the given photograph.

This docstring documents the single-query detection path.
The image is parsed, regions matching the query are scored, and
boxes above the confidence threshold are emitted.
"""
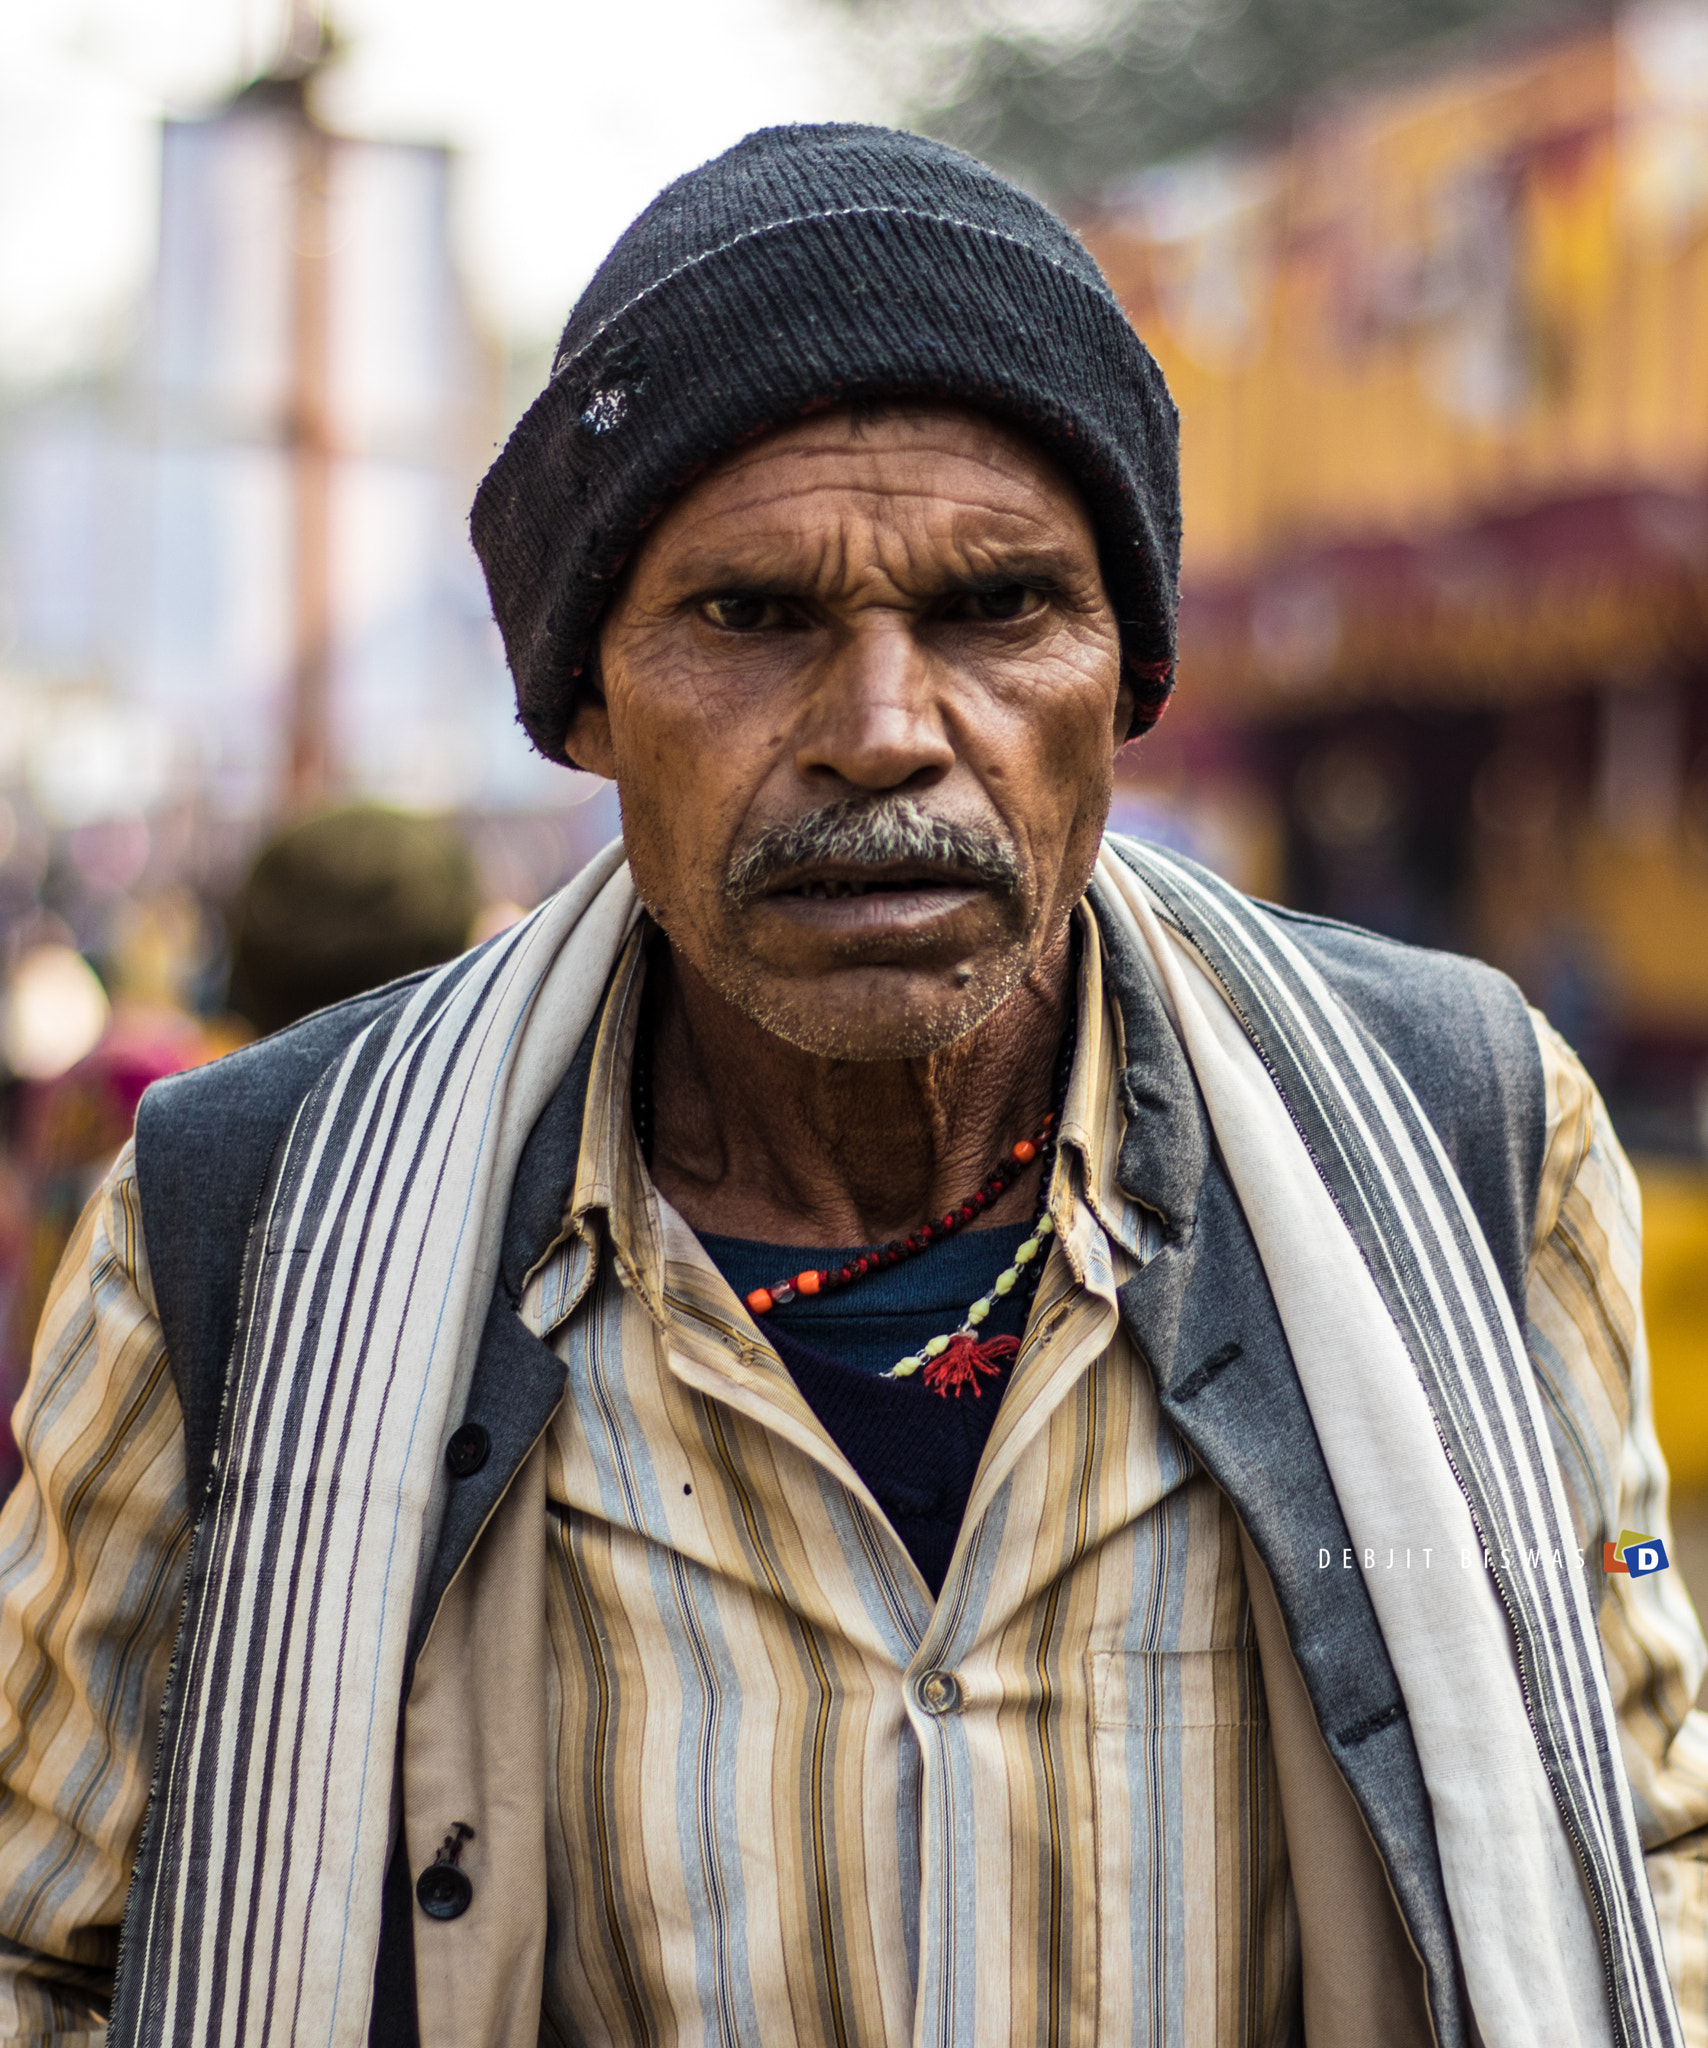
[621,401,1103,594]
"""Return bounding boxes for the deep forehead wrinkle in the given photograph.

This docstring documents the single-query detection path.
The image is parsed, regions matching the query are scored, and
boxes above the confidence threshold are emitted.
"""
[670,526,1085,600]
[657,474,1093,594]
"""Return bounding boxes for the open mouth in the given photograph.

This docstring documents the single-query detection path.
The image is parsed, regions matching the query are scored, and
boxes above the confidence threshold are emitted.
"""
[779,873,962,901]
[765,864,984,905]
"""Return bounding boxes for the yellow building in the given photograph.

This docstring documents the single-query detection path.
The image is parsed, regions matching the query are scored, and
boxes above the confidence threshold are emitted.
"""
[1083,5,1708,1470]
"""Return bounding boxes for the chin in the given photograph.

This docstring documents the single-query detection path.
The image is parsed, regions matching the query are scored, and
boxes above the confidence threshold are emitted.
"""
[715,958,1034,1063]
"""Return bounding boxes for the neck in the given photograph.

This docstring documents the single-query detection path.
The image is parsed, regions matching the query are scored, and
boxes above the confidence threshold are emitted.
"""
[645,926,1075,1246]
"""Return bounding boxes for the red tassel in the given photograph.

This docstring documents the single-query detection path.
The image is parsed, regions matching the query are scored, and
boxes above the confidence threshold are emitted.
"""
[923,1332,1020,1399]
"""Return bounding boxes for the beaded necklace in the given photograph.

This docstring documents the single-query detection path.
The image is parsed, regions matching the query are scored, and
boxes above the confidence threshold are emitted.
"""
[882,1210,1057,1396]
[882,1019,1074,1396]
[735,1117,1052,1317]
[632,937,1079,1397]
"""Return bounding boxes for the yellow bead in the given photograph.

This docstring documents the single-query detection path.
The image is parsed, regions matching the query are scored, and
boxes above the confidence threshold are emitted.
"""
[893,1356,923,1376]
[994,1270,1016,1295]
[1014,1238,1039,1265]
[924,1334,951,1357]
[968,1298,991,1324]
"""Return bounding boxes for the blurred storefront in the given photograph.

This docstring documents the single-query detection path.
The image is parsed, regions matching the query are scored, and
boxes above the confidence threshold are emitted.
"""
[1087,0,1708,1478]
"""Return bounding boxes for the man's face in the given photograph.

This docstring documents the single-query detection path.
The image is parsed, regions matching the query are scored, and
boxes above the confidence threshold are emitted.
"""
[572,404,1129,1060]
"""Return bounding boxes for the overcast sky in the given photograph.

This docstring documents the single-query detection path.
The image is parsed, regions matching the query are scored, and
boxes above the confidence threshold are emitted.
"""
[0,0,891,383]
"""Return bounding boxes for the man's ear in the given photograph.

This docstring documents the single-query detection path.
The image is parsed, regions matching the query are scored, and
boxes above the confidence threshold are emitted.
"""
[564,651,618,777]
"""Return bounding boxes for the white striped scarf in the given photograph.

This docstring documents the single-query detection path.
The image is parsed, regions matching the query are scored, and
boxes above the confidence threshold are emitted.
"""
[1101,837,1680,2048]
[109,843,638,2046]
[108,833,1679,2045]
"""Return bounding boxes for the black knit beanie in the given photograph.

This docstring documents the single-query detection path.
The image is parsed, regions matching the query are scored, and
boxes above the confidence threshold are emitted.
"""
[472,123,1181,767]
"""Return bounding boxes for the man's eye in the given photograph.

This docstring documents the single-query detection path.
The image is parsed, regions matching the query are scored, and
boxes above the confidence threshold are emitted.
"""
[701,594,780,631]
[962,584,1045,622]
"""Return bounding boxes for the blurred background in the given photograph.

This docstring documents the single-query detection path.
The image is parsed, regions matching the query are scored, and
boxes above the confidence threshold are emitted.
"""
[0,0,1703,1576]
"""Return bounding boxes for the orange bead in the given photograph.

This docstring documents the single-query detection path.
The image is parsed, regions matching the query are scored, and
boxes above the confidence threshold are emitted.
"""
[796,1270,821,1296]
[746,1288,775,1315]
[1011,1139,1037,1164]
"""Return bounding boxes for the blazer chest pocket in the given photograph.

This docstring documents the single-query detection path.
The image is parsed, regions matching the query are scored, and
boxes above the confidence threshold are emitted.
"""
[1087,1647,1290,2045]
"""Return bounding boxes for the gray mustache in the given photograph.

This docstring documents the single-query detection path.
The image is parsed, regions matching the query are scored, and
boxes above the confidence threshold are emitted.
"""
[724,795,1022,905]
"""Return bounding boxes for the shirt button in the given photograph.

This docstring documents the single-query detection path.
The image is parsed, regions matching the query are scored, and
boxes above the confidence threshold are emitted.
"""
[918,1669,963,1715]
[415,1863,473,1920]
[444,1423,489,1479]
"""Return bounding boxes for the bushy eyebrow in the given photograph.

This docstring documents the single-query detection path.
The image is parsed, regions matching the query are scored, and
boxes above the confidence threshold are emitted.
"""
[939,565,1068,594]
[673,546,1084,605]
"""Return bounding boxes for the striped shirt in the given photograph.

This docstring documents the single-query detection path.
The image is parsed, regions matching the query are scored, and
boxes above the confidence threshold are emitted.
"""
[522,917,1297,2044]
[0,911,1706,2043]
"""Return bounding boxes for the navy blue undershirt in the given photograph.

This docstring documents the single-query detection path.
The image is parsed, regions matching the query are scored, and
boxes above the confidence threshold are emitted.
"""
[698,1225,1035,1594]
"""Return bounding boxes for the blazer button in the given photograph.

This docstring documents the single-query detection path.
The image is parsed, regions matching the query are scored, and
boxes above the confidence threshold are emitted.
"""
[416,1863,473,1920]
[444,1423,490,1479]
[918,1669,962,1715]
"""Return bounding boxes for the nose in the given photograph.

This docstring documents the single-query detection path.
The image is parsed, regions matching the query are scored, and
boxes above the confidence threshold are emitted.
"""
[793,614,955,794]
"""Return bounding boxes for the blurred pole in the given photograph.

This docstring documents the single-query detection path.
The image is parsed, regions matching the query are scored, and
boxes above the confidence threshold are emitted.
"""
[285,3,334,813]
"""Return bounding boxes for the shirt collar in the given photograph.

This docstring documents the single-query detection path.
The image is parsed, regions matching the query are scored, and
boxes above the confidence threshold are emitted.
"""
[519,920,658,1341]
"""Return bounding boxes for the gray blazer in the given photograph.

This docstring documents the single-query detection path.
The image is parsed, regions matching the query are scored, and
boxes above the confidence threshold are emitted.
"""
[132,881,1545,2047]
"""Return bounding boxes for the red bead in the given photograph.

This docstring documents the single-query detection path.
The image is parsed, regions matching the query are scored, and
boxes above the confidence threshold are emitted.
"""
[746,1288,774,1315]
[973,1191,987,1207]
[796,1270,821,1296]
[918,1224,933,1241]
[840,1266,854,1282]
[1011,1139,1037,1164]
[959,1205,975,1223]
[941,1213,957,1232]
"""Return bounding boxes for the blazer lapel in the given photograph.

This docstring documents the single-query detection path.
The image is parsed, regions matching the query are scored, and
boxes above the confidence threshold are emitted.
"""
[1093,883,1470,2048]
[406,1004,602,1683]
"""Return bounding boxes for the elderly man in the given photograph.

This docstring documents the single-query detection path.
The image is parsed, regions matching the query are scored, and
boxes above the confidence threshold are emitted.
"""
[0,124,1705,2048]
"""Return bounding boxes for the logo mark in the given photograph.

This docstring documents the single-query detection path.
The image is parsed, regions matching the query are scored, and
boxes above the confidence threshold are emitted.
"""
[1603,1529,1670,1579]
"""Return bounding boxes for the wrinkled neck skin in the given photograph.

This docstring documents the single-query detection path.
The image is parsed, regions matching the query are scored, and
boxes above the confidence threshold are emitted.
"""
[644,925,1073,1248]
